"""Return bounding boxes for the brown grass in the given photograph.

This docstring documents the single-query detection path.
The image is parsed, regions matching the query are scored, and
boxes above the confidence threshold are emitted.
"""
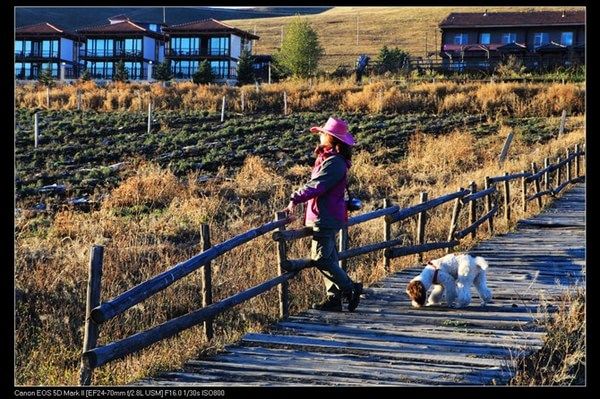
[14,81,585,118]
[15,121,585,385]
[509,287,585,385]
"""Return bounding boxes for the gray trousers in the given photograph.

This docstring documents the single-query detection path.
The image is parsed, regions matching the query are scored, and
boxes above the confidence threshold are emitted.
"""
[311,228,353,297]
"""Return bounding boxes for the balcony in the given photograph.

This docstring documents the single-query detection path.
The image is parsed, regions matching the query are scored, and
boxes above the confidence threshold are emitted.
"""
[14,50,59,59]
[166,48,229,57]
[80,49,143,58]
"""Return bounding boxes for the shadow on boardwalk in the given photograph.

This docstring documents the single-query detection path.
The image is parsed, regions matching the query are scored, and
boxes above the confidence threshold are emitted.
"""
[134,184,585,386]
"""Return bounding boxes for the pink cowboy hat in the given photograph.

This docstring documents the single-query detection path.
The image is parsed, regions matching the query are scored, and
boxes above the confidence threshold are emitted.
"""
[310,117,356,146]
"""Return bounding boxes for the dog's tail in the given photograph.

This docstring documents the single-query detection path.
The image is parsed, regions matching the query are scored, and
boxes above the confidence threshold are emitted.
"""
[475,256,489,270]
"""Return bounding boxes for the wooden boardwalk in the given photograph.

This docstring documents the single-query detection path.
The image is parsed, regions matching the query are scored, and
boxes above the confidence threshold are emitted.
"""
[134,184,585,386]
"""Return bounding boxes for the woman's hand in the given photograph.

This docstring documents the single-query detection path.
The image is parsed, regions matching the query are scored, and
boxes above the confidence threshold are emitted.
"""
[283,201,297,221]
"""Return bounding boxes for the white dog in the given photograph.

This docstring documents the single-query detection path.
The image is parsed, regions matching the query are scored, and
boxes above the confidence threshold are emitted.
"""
[406,253,492,308]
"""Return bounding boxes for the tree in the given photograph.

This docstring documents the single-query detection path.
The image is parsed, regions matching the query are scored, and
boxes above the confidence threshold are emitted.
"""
[236,49,255,85]
[153,61,173,82]
[274,16,324,79]
[79,68,91,81]
[192,60,214,84]
[38,66,55,88]
[376,45,409,73]
[113,60,129,82]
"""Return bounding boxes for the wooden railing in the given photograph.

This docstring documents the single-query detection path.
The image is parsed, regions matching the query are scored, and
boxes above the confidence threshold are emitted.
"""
[79,144,585,385]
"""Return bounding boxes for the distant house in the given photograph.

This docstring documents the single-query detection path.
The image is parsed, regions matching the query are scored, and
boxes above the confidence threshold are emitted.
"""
[76,15,167,80]
[15,22,85,80]
[162,18,259,83]
[439,10,585,71]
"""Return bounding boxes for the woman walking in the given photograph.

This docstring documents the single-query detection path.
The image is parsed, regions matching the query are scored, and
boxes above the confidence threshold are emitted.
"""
[284,117,362,312]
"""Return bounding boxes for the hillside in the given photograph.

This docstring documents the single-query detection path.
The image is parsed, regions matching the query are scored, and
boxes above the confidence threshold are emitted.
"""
[14,7,330,30]
[225,6,585,70]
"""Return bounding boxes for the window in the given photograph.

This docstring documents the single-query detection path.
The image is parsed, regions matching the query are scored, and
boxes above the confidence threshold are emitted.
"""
[170,37,199,55]
[87,61,114,79]
[41,40,59,57]
[149,24,158,32]
[453,33,468,45]
[210,60,229,78]
[209,37,229,55]
[561,32,574,46]
[16,40,33,57]
[480,33,491,45]
[124,62,142,79]
[87,39,114,57]
[171,60,198,79]
[502,33,517,44]
[534,32,549,48]
[41,62,59,77]
[123,39,142,56]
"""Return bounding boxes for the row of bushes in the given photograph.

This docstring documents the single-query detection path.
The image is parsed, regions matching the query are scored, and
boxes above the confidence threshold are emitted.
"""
[15,79,584,117]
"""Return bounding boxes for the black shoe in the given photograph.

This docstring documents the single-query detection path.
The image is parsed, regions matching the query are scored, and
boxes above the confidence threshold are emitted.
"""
[312,296,342,311]
[346,282,363,312]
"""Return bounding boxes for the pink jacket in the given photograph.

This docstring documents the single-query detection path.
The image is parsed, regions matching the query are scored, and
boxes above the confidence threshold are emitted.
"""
[290,146,350,229]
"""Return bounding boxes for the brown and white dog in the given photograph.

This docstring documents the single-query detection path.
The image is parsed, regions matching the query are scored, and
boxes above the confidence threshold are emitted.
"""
[406,253,492,308]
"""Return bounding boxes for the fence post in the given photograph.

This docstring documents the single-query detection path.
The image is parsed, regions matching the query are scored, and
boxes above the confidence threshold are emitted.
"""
[468,181,477,239]
[558,109,567,136]
[521,170,527,213]
[575,144,580,178]
[566,149,571,182]
[77,89,82,111]
[446,189,463,254]
[555,157,562,189]
[498,131,514,167]
[416,192,428,262]
[283,92,287,115]
[382,198,391,272]
[339,226,348,271]
[241,90,245,113]
[34,112,39,148]
[503,172,511,222]
[275,211,289,319]
[543,157,550,192]
[200,224,213,342]
[79,245,104,386]
[221,96,226,122]
[147,102,152,134]
[531,162,543,210]
[484,177,493,235]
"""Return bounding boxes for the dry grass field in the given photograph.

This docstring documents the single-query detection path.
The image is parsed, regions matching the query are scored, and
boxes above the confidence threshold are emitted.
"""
[225,6,585,70]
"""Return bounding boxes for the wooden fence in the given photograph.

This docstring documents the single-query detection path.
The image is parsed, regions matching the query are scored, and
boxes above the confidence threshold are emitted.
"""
[79,144,585,385]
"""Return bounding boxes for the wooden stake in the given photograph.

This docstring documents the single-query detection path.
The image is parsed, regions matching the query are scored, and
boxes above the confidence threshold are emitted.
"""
[484,177,494,235]
[558,109,567,136]
[446,190,463,254]
[503,172,511,222]
[468,181,477,239]
[416,192,428,262]
[79,245,104,386]
[221,96,226,122]
[200,224,213,342]
[382,199,391,272]
[34,112,39,148]
[521,170,527,213]
[147,102,152,134]
[275,212,289,319]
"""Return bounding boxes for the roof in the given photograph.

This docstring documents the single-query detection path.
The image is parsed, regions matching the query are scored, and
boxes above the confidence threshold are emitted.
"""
[16,22,83,41]
[440,10,585,28]
[536,41,568,52]
[76,20,165,40]
[163,18,259,40]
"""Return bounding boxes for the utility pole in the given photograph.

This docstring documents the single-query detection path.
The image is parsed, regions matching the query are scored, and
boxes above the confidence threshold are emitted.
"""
[163,7,166,24]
